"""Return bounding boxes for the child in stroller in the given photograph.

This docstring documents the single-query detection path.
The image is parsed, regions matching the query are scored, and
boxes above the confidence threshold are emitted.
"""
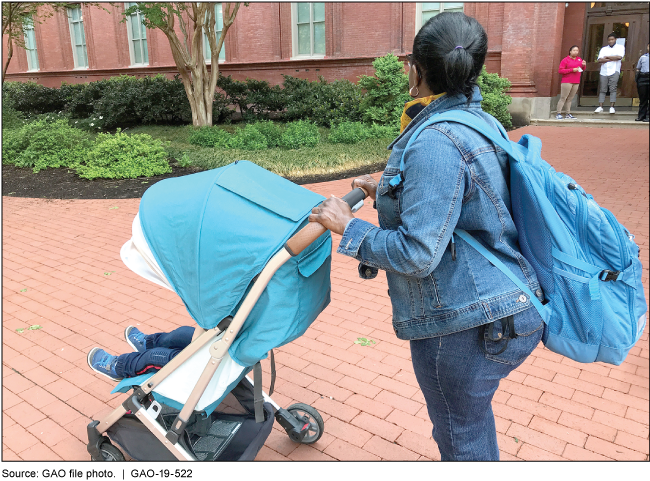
[88,326,197,381]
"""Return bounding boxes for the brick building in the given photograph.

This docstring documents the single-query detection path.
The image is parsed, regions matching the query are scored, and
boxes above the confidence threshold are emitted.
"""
[3,2,649,123]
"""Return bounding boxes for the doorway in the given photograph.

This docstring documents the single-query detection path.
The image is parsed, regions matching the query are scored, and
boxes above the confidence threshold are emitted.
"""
[580,4,649,107]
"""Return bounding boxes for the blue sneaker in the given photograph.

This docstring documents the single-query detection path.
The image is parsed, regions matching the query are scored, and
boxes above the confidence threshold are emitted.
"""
[125,326,147,353]
[565,114,576,119]
[555,114,563,120]
[87,348,122,381]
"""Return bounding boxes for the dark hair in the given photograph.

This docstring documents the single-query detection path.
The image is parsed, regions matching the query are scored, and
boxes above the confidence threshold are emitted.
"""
[569,45,580,54]
[607,33,617,39]
[412,12,488,102]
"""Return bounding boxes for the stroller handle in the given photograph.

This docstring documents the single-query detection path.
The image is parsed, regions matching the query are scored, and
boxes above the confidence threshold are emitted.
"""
[285,187,368,256]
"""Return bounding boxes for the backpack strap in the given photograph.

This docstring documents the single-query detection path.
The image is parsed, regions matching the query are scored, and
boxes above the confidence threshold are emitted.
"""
[389,110,523,190]
[454,229,550,323]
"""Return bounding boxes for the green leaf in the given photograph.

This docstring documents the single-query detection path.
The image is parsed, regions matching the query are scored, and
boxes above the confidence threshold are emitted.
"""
[104,271,115,276]
[28,324,42,330]
[15,328,25,333]
[514,437,519,443]
[109,206,119,210]
[19,288,27,292]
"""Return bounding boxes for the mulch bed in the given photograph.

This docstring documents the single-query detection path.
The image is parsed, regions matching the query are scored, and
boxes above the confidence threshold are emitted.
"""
[2,162,387,200]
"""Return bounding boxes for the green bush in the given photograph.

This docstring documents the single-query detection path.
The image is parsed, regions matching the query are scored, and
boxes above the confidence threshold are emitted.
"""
[188,126,231,148]
[251,120,283,147]
[2,81,66,116]
[2,107,26,130]
[217,75,284,121]
[282,75,363,127]
[477,66,513,129]
[232,124,268,150]
[328,121,400,144]
[278,120,320,149]
[2,119,90,172]
[358,54,410,127]
[328,121,370,144]
[76,129,171,179]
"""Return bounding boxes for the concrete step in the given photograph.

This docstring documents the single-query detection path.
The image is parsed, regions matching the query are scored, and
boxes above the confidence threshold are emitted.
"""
[553,111,638,120]
[530,118,649,128]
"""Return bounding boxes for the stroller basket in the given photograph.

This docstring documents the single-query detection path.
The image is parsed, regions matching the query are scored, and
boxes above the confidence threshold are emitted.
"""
[106,380,274,461]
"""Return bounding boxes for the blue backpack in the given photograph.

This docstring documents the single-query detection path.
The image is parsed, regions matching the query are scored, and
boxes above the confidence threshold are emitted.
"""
[395,110,647,365]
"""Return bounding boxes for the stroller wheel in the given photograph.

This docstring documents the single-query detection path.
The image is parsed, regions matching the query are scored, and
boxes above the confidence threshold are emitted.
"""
[92,442,125,461]
[287,403,324,444]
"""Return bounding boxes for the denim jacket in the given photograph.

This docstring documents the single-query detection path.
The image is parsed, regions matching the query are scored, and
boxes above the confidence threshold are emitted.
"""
[338,87,543,340]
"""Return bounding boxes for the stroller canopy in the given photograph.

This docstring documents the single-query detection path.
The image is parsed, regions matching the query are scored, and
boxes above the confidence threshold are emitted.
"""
[138,161,332,367]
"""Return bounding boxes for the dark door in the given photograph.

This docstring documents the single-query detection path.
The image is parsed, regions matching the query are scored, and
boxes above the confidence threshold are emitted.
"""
[580,6,649,106]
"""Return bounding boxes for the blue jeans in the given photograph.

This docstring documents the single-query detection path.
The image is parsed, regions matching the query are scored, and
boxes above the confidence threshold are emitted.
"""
[409,307,543,461]
[114,326,195,378]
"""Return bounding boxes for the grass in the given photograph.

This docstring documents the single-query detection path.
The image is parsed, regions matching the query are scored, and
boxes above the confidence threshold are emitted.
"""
[128,123,394,179]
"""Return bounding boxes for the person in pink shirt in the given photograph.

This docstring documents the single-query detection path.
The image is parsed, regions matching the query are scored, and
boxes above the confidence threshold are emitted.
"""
[556,45,587,119]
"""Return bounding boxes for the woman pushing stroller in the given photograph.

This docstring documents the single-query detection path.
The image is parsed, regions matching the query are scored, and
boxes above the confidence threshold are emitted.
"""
[310,12,543,461]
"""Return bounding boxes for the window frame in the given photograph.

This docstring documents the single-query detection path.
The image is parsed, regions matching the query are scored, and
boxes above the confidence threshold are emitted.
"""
[124,2,149,66]
[415,3,465,33]
[203,2,225,64]
[291,2,326,60]
[23,16,39,72]
[66,5,88,69]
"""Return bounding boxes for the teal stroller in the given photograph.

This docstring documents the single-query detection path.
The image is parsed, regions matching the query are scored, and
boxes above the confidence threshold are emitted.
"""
[86,161,367,461]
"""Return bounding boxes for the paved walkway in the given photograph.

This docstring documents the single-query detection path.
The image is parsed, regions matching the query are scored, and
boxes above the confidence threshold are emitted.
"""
[2,126,648,461]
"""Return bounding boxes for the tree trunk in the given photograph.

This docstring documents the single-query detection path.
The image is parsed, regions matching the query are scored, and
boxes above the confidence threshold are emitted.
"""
[2,35,14,85]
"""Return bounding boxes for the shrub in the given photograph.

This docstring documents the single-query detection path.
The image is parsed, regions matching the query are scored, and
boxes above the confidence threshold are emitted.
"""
[278,120,320,149]
[251,120,283,147]
[477,66,513,129]
[2,119,90,172]
[233,124,268,150]
[76,129,171,179]
[217,75,284,121]
[188,126,231,148]
[2,81,65,116]
[282,75,363,127]
[358,54,410,127]
[2,107,26,130]
[328,121,371,144]
[366,122,400,139]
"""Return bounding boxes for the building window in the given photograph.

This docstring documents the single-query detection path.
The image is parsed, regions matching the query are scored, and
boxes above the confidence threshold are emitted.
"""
[292,3,325,58]
[23,16,39,71]
[67,6,88,68]
[416,3,464,31]
[203,3,225,63]
[125,2,148,65]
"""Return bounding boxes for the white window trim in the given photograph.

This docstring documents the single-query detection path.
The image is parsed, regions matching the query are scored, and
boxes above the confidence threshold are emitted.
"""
[415,3,464,34]
[125,3,149,66]
[203,3,226,65]
[290,3,325,60]
[23,20,39,72]
[67,6,88,70]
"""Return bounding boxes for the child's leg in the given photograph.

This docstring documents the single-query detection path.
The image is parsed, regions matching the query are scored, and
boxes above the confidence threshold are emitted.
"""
[146,326,195,350]
[115,347,183,378]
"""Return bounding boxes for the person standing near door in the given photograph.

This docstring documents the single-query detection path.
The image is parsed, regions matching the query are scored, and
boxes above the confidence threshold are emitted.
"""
[556,45,587,119]
[635,42,649,122]
[595,33,625,114]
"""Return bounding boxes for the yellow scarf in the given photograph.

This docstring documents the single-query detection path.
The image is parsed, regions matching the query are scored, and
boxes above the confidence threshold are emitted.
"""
[400,93,446,133]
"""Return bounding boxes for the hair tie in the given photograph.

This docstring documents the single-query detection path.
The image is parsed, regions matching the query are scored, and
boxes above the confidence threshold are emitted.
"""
[455,46,464,49]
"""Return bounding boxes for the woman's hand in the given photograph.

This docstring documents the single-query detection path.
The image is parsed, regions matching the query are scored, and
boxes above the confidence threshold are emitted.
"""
[573,67,579,72]
[308,196,354,236]
[582,60,586,66]
[351,174,378,200]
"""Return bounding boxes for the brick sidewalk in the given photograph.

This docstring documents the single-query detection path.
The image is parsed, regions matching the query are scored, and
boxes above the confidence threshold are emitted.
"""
[2,126,648,461]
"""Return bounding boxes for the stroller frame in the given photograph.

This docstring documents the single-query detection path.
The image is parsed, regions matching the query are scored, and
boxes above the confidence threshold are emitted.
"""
[87,187,368,461]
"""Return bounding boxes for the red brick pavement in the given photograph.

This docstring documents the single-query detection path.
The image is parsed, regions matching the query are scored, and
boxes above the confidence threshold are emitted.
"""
[2,126,649,461]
